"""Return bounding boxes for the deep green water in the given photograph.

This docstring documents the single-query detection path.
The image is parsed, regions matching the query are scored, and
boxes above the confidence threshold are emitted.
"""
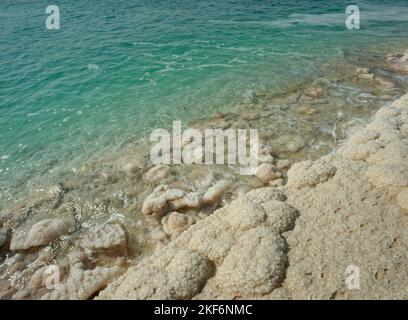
[1,0,408,207]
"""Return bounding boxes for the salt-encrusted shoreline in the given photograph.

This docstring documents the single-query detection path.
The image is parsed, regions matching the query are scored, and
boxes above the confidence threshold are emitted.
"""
[97,92,408,300]
[1,50,407,300]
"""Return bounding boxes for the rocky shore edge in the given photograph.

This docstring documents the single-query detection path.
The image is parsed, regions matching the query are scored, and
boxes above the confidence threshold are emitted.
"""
[97,92,408,300]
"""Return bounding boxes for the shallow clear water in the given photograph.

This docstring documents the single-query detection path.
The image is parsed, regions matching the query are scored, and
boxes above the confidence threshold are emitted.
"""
[1,0,408,207]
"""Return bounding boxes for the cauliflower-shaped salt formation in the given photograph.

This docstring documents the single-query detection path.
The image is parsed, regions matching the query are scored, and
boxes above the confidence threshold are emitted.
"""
[98,187,298,300]
[286,160,336,189]
[142,185,201,216]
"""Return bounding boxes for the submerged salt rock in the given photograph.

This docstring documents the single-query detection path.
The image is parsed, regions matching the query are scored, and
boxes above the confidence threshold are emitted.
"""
[10,218,74,251]
[118,154,144,177]
[358,73,375,80]
[40,184,65,209]
[356,67,370,74]
[273,134,306,154]
[143,165,171,183]
[29,264,67,289]
[255,163,281,184]
[375,76,394,89]
[257,144,274,163]
[41,258,124,300]
[162,212,197,238]
[212,112,226,119]
[305,85,324,98]
[0,228,7,247]
[397,190,408,212]
[202,180,231,205]
[142,185,184,215]
[386,52,408,73]
[121,162,142,176]
[243,89,257,103]
[0,212,10,226]
[242,110,259,121]
[286,160,337,189]
[276,159,291,170]
[142,185,201,216]
[171,192,201,210]
[82,224,127,254]
[296,105,318,116]
[356,67,377,81]
[6,246,56,291]
[29,266,49,288]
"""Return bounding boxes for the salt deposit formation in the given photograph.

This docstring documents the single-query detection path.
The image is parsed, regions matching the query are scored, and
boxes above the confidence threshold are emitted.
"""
[1,49,408,300]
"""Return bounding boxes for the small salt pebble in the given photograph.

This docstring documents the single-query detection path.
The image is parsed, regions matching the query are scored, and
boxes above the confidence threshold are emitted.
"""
[276,159,291,170]
[255,163,281,184]
[143,165,171,183]
[161,212,197,239]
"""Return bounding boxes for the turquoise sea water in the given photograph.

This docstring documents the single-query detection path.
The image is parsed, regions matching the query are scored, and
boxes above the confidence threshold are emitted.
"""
[1,0,408,207]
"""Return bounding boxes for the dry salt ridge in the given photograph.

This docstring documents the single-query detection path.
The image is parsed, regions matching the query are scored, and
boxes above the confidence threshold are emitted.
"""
[0,49,408,299]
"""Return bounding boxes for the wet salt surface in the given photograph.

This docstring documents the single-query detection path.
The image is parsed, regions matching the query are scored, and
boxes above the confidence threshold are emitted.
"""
[1,51,408,299]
